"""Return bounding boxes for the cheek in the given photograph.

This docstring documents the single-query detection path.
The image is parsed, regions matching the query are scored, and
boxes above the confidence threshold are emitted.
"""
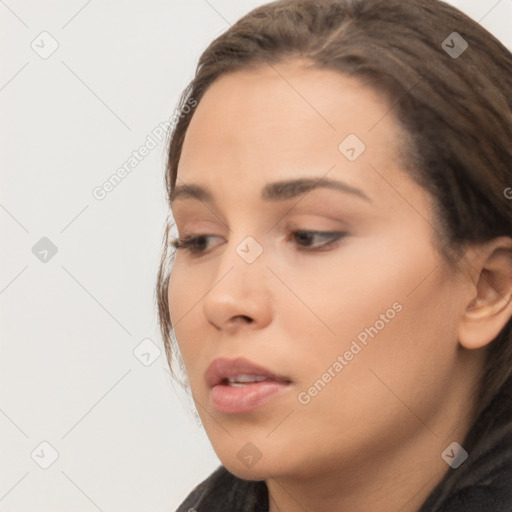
[275,274,461,470]
[167,264,181,324]
[168,258,203,321]
[318,271,457,415]
[286,233,460,404]
[167,262,202,364]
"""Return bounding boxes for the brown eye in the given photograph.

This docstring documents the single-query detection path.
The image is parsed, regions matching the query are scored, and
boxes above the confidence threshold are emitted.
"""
[290,230,347,251]
[170,230,347,257]
[171,235,222,255]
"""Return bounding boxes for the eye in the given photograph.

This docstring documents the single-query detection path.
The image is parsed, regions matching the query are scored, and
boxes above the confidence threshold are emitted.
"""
[169,234,222,255]
[170,230,347,256]
[289,230,347,251]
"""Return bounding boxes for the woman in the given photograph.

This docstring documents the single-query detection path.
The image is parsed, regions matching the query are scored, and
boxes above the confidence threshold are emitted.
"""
[156,0,512,510]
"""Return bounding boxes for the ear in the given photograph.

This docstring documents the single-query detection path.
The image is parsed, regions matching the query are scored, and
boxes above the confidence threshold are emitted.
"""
[458,237,512,350]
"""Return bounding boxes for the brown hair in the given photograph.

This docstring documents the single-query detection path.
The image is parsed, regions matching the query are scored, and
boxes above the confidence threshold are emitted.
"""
[156,0,512,429]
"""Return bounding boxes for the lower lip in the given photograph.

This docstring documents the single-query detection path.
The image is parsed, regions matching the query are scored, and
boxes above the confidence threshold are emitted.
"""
[211,380,290,413]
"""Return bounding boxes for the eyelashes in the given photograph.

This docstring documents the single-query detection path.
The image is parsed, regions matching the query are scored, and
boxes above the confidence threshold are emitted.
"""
[169,230,347,256]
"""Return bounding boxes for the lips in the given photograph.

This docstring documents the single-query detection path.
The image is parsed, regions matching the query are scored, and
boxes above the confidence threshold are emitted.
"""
[205,357,292,413]
[205,357,291,388]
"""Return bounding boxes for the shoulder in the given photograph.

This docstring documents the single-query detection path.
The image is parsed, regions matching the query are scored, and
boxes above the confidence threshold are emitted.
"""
[438,485,511,512]
[175,465,268,512]
[419,389,512,512]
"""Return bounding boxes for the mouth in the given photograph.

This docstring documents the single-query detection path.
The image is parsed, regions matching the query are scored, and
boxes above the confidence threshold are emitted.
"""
[205,357,292,414]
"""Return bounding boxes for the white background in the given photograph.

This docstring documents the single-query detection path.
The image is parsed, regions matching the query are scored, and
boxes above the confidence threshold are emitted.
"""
[1,1,511,510]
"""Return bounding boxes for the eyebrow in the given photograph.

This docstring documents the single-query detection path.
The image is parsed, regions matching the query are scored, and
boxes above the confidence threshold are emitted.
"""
[170,177,371,205]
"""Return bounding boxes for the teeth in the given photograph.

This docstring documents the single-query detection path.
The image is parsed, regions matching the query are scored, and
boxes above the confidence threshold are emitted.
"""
[226,374,268,386]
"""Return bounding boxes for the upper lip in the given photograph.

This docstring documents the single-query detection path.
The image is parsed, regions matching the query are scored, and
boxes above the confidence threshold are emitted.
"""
[205,357,291,388]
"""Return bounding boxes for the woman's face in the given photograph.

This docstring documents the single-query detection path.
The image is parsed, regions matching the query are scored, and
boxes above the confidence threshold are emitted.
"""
[168,60,478,483]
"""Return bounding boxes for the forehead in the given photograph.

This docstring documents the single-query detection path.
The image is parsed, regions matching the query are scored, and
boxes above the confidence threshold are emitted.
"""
[176,60,408,204]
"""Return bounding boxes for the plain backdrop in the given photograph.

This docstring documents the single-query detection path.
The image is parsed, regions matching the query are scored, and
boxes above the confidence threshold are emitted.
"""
[1,1,511,510]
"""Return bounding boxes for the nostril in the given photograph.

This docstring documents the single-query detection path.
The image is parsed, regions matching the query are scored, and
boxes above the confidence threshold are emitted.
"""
[235,315,253,323]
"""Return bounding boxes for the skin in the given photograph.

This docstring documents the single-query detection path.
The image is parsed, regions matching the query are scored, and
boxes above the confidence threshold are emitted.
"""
[168,60,512,512]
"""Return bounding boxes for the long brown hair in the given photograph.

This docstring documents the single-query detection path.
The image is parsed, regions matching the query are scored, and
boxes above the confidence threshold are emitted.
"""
[156,0,512,446]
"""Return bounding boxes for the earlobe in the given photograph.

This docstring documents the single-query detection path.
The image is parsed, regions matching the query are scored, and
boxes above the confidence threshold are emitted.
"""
[458,238,512,350]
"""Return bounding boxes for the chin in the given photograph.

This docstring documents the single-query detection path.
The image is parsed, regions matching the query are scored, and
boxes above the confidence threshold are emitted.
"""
[222,459,273,481]
[219,444,298,482]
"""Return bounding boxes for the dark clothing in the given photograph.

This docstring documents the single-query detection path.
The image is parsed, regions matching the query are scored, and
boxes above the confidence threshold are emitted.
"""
[176,466,268,511]
[176,382,512,511]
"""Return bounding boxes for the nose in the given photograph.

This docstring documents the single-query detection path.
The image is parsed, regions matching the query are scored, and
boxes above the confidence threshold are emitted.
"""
[202,235,273,332]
